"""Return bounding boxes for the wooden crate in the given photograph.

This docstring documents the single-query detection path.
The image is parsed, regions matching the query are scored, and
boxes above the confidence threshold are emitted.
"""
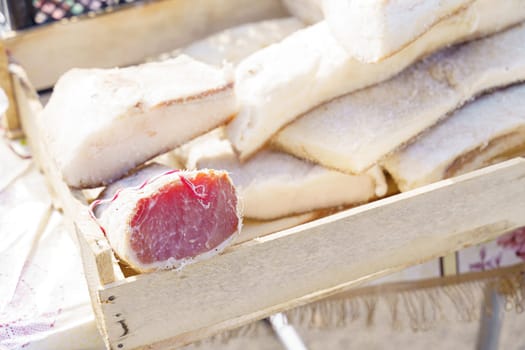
[1,0,288,91]
[10,66,525,349]
[4,2,525,349]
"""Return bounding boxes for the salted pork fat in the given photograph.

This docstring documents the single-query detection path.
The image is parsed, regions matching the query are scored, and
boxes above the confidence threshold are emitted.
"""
[41,55,236,188]
[228,0,525,159]
[384,84,525,191]
[274,23,525,174]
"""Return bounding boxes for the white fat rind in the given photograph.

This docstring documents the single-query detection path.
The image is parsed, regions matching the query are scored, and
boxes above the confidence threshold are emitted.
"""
[40,55,237,188]
[98,168,241,272]
[323,0,475,62]
[176,129,386,220]
[383,84,525,192]
[228,0,525,159]
[282,0,324,24]
[182,18,304,67]
[273,23,525,174]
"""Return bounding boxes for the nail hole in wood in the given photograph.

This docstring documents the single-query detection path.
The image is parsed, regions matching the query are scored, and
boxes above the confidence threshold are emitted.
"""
[108,295,116,301]
[115,313,122,317]
[118,344,123,348]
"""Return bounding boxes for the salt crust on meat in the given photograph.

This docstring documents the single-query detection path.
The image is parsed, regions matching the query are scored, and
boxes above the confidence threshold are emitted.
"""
[274,23,525,174]
[384,84,525,191]
[322,0,475,62]
[41,55,236,188]
[228,0,525,159]
[181,18,304,67]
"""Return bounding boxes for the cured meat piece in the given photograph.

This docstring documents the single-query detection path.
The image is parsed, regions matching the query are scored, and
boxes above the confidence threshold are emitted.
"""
[180,18,304,67]
[322,0,474,62]
[273,23,525,174]
[176,129,387,220]
[40,55,236,188]
[93,164,241,272]
[282,0,323,24]
[227,0,525,159]
[383,84,525,192]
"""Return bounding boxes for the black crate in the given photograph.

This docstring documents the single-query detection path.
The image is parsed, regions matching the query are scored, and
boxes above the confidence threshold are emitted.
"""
[5,0,142,29]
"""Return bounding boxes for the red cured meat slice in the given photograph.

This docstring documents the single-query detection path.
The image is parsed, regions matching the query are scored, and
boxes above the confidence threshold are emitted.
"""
[94,165,241,272]
[129,172,239,264]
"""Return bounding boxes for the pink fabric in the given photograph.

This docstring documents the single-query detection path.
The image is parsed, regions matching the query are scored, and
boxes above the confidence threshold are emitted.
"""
[459,227,525,273]
[497,227,525,260]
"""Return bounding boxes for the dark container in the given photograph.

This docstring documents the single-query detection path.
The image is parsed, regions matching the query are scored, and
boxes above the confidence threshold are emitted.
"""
[4,0,142,29]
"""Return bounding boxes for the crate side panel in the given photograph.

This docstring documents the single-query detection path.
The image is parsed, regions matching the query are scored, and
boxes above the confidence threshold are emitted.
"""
[4,0,287,90]
[100,158,525,349]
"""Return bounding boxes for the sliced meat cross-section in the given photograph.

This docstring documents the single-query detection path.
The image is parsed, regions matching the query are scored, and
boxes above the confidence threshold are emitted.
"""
[92,164,241,272]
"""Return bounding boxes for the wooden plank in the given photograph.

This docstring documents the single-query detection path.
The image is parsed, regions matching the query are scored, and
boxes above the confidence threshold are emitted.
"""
[97,158,525,350]
[0,40,21,138]
[234,212,323,245]
[324,263,525,302]
[76,227,114,350]
[3,0,287,90]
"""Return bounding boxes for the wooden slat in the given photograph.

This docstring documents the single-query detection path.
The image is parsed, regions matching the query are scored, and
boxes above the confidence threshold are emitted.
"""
[76,227,114,350]
[325,263,525,301]
[3,0,287,90]
[0,40,21,138]
[97,158,525,350]
[234,212,323,245]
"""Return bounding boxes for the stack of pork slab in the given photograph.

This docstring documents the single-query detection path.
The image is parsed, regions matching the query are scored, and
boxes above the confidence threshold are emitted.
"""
[40,1,525,273]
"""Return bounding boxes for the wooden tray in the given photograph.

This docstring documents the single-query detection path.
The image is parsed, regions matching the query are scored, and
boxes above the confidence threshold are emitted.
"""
[10,65,525,349]
[5,2,525,349]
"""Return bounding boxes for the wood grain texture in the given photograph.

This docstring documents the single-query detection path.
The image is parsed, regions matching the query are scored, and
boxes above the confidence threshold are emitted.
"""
[0,41,21,137]
[98,158,525,350]
[76,227,113,350]
[3,0,287,90]
[233,212,322,245]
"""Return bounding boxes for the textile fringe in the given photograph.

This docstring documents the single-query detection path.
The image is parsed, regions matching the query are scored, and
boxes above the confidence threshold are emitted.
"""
[187,265,524,346]
[285,265,524,331]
